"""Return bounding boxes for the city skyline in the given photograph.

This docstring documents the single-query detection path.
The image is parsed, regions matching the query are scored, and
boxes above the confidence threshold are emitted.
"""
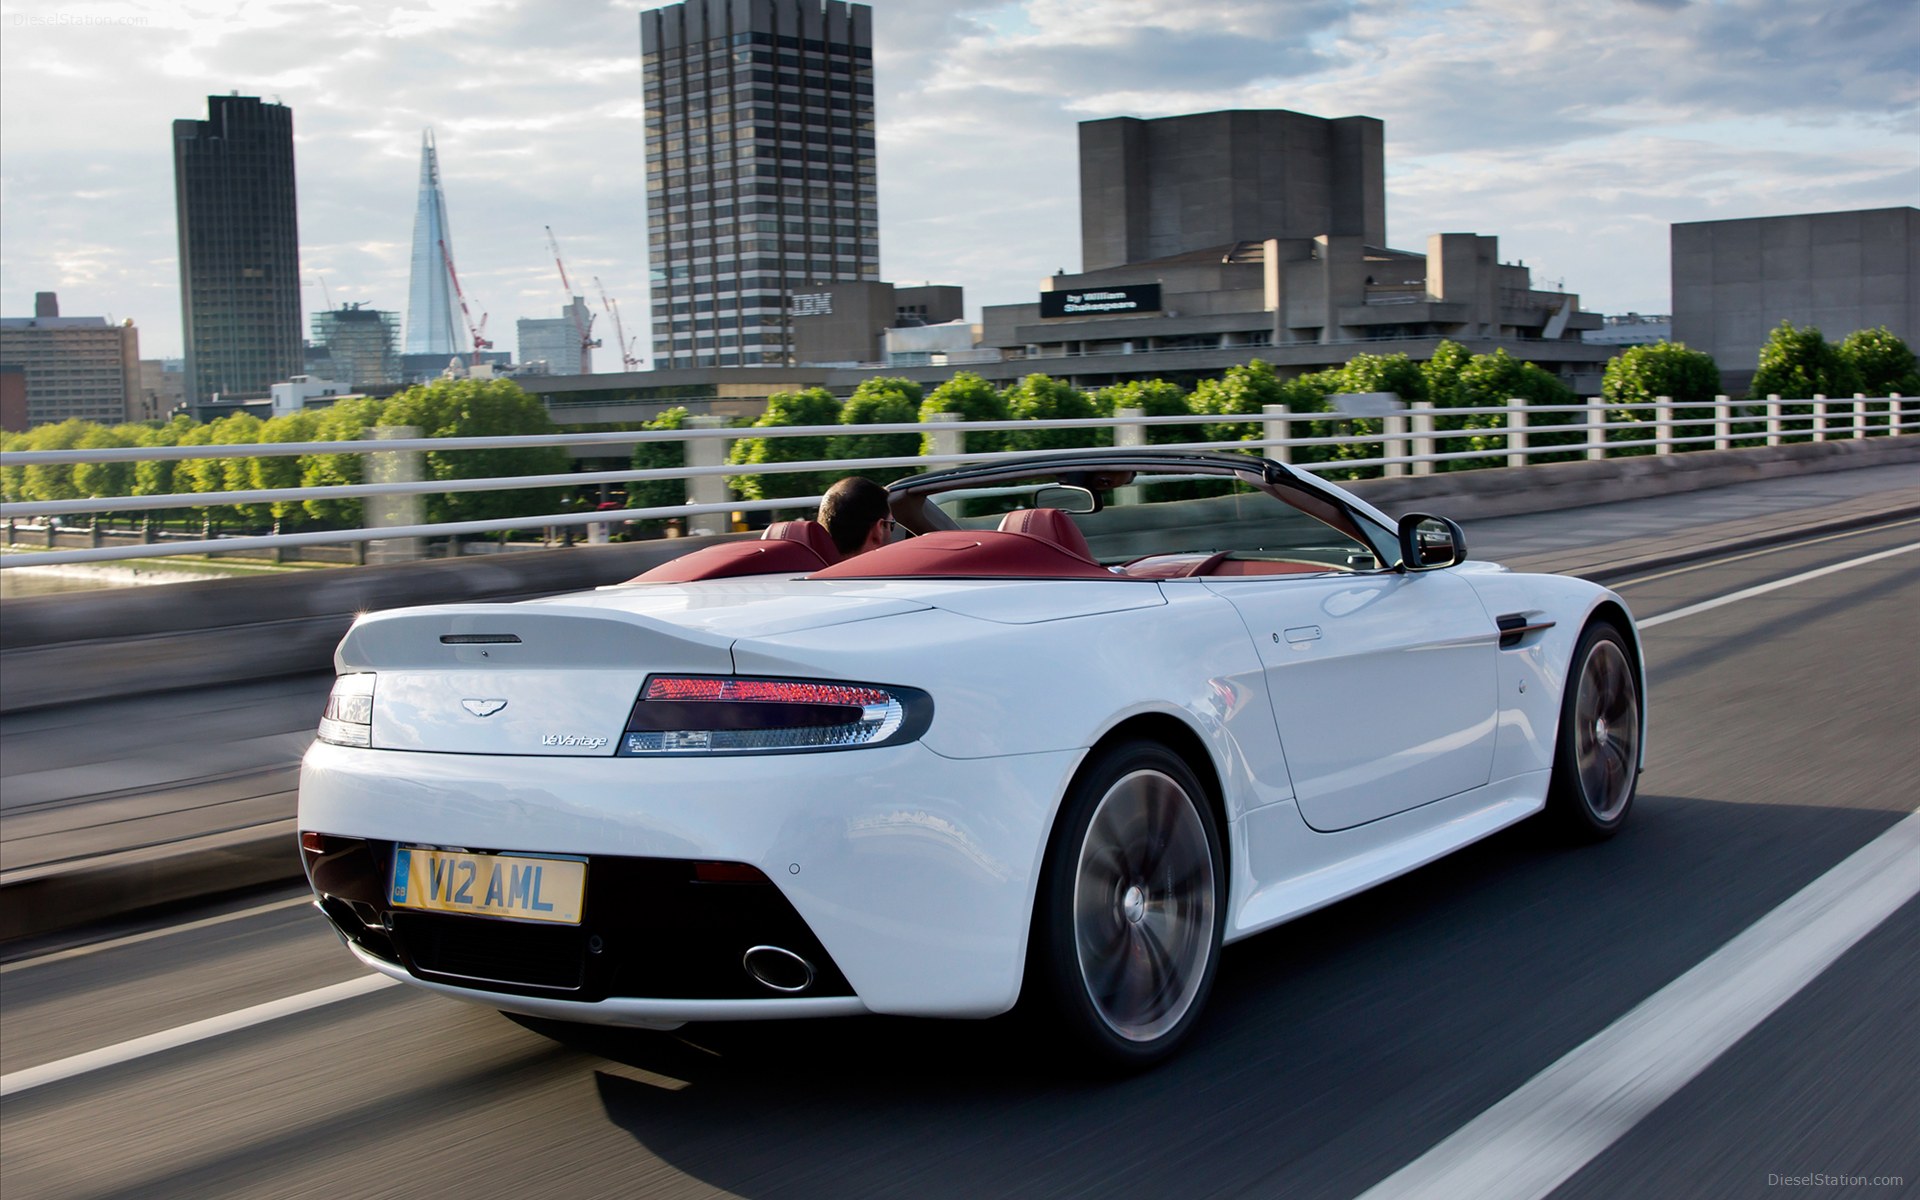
[1,0,1915,365]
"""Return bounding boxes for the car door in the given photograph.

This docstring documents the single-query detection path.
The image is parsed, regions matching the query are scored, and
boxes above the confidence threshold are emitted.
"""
[1206,569,1500,832]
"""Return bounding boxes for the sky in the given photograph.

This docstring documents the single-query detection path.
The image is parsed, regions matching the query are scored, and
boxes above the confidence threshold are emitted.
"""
[1,0,1915,365]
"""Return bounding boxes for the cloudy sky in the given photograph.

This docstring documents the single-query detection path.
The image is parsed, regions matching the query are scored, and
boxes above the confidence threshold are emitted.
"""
[2,0,1914,364]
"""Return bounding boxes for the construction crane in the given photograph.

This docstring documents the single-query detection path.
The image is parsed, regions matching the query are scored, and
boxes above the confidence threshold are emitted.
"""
[595,276,642,372]
[544,225,600,370]
[439,238,492,366]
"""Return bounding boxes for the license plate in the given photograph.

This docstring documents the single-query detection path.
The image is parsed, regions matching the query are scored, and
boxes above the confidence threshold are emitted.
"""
[390,847,586,925]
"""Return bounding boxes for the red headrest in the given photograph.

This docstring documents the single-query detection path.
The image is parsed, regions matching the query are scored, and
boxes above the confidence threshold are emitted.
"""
[996,508,1095,562]
[762,519,841,564]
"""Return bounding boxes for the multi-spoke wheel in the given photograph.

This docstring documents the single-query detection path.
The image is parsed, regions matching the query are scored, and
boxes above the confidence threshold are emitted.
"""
[1031,741,1224,1067]
[1547,622,1641,838]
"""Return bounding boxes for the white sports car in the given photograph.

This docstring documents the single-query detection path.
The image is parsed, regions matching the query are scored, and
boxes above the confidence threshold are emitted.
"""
[298,450,1645,1065]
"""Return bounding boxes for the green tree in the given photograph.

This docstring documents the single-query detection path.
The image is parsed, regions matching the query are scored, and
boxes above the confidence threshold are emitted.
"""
[1337,352,1428,404]
[379,378,571,523]
[1601,341,1722,455]
[71,425,137,509]
[1312,353,1429,478]
[628,407,693,526]
[205,412,269,526]
[131,415,197,504]
[0,429,25,503]
[1191,359,1296,444]
[1837,327,1919,396]
[829,377,923,484]
[1751,321,1860,400]
[1093,379,1197,446]
[1420,340,1503,469]
[173,421,225,529]
[918,371,1008,456]
[1003,374,1105,451]
[1458,348,1580,464]
[727,386,843,501]
[253,411,322,522]
[300,396,386,524]
[14,419,92,502]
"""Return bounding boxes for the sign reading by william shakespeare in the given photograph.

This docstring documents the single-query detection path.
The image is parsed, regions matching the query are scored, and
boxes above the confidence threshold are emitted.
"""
[1039,283,1161,319]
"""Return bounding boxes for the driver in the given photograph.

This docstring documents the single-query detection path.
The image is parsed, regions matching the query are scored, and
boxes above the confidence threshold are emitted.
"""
[818,476,894,558]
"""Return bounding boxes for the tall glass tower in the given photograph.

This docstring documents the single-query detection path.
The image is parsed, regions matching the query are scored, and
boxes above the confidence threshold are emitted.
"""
[172,94,302,406]
[404,129,460,357]
[641,0,877,368]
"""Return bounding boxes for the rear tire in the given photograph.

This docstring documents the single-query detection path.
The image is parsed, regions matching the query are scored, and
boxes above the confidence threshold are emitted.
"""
[1029,741,1225,1069]
[1546,622,1641,840]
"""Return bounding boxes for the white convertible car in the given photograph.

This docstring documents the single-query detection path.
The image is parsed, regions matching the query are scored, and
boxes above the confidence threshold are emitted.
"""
[298,451,1645,1065]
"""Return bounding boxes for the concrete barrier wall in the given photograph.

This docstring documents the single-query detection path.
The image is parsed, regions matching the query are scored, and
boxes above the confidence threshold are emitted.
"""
[3,436,1913,713]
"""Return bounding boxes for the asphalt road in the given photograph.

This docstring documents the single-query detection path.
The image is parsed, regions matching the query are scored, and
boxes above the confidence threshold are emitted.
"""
[2,519,1916,1200]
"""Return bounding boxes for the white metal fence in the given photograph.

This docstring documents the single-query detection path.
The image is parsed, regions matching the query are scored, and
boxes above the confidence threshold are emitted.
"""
[3,393,1913,569]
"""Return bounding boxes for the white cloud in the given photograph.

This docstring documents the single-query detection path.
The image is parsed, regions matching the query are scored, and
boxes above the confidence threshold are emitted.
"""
[1,0,1913,360]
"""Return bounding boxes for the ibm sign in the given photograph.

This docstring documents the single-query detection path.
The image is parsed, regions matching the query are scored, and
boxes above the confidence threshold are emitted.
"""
[791,293,833,317]
[1039,284,1161,319]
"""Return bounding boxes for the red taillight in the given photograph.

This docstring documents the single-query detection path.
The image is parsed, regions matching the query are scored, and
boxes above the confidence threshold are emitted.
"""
[619,674,930,756]
[643,677,893,708]
[300,831,329,854]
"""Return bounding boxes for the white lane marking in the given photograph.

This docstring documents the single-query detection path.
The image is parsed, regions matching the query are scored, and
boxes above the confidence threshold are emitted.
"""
[1357,806,1920,1200]
[1639,541,1919,628]
[0,894,313,975]
[0,973,399,1098]
[1612,517,1920,588]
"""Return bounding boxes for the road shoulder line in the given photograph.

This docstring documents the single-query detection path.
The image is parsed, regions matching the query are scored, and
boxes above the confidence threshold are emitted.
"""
[1354,806,1920,1200]
[0,973,399,1098]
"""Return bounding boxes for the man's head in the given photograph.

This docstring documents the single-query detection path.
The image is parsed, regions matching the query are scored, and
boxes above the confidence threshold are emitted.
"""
[818,475,893,557]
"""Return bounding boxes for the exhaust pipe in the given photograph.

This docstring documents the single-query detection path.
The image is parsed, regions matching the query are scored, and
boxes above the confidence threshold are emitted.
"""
[743,945,815,993]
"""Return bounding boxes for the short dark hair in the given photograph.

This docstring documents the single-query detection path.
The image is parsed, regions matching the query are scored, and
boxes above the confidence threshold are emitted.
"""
[818,476,890,555]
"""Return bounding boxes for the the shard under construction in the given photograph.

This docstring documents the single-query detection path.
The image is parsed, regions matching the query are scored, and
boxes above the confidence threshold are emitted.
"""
[404,129,460,356]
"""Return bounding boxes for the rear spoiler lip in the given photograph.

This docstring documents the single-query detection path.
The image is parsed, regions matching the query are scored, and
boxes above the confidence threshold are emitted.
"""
[333,602,739,674]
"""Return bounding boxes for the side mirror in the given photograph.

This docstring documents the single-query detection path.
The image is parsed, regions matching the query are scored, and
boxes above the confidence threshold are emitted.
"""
[1397,513,1467,571]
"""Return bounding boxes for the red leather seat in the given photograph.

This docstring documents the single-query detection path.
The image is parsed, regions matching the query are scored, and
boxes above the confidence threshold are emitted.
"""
[997,508,1096,563]
[761,519,841,565]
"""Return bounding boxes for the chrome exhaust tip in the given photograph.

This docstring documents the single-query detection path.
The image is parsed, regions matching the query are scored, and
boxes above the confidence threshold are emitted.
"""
[742,944,815,993]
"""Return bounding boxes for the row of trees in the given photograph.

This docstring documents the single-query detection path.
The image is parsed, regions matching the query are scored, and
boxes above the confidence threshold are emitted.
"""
[7,327,1914,538]
[1600,322,1919,410]
[717,340,1589,498]
[1,378,568,530]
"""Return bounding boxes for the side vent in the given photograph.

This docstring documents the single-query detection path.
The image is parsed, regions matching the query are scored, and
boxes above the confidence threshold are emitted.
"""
[1496,614,1556,650]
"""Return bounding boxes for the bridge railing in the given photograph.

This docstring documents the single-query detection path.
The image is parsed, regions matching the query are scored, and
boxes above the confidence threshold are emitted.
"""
[3,393,1912,568]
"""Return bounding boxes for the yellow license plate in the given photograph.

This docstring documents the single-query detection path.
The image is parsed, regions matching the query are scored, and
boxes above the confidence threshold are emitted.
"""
[389,847,586,924]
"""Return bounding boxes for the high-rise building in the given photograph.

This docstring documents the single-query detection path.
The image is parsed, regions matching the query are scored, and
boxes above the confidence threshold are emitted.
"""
[641,0,878,368]
[173,94,303,406]
[405,129,462,357]
[311,304,400,388]
[1079,110,1385,272]
[0,292,141,427]
[517,297,594,375]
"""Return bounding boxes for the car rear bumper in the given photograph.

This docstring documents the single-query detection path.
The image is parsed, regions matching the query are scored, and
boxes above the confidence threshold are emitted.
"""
[298,740,1083,1019]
